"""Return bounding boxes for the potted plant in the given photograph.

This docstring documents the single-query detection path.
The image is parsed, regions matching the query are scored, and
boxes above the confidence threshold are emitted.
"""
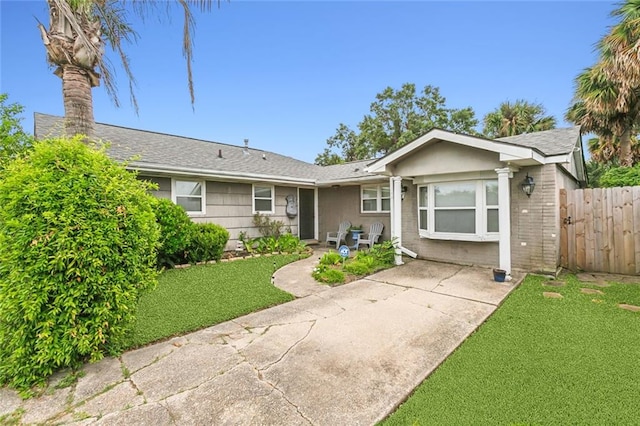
[492,268,507,282]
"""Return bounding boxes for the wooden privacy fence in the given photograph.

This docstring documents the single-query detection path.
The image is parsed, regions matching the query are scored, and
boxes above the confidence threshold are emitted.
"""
[560,187,640,275]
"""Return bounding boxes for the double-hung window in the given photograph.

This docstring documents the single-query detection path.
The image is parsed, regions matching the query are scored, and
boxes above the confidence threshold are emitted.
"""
[253,185,274,214]
[173,179,205,215]
[417,179,499,241]
[361,185,390,213]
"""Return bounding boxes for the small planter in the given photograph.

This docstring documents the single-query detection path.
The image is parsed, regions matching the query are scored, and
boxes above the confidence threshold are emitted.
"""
[493,268,507,282]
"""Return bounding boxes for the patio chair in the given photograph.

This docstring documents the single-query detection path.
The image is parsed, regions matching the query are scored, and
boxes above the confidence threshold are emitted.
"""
[326,221,351,247]
[355,222,384,250]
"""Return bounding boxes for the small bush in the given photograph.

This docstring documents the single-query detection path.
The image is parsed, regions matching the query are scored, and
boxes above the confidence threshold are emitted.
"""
[0,137,159,391]
[344,257,376,275]
[253,213,285,238]
[187,223,229,263]
[153,198,194,267]
[368,240,396,266]
[312,264,345,284]
[599,164,640,187]
[319,250,343,266]
[278,233,307,254]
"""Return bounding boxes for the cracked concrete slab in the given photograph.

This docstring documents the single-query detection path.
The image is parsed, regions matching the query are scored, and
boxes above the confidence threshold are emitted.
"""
[285,293,346,318]
[94,401,174,426]
[433,266,521,305]
[5,257,522,425]
[131,343,244,402]
[74,357,124,405]
[164,363,309,425]
[241,321,316,371]
[368,259,464,291]
[77,381,144,418]
[121,336,189,375]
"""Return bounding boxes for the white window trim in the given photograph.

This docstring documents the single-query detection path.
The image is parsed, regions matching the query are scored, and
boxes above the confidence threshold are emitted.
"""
[361,184,390,214]
[417,179,499,242]
[253,184,275,214]
[171,178,206,216]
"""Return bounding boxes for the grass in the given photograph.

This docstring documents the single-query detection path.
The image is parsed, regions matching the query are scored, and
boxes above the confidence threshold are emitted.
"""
[382,274,640,425]
[125,255,300,348]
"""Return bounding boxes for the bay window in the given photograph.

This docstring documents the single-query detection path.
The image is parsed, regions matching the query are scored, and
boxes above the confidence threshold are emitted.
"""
[417,179,499,241]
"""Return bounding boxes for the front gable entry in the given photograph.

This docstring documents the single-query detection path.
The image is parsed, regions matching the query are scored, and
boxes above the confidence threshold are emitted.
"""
[366,128,584,275]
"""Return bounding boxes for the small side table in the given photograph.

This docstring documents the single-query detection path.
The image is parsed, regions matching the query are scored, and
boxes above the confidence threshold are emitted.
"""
[349,230,363,249]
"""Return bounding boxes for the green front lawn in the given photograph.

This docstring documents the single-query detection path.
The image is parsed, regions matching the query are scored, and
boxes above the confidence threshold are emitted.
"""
[383,274,640,425]
[125,255,300,348]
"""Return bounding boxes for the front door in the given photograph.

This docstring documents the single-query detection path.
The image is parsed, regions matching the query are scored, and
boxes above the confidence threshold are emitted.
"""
[298,188,315,240]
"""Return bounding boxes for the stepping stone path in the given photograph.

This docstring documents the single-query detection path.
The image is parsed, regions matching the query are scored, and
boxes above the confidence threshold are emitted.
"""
[580,288,604,295]
[543,292,563,299]
[618,304,640,312]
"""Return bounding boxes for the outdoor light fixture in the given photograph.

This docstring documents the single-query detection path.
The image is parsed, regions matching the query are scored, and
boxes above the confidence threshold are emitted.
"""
[521,173,535,197]
[401,185,408,200]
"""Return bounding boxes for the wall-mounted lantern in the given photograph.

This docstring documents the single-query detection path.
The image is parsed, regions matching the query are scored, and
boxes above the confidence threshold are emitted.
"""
[401,185,408,200]
[521,174,535,197]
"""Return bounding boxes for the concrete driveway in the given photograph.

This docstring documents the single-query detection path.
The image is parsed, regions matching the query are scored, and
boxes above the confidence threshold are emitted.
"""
[1,256,522,425]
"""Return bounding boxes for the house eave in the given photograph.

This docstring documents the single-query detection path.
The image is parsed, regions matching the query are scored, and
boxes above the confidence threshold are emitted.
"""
[127,162,318,186]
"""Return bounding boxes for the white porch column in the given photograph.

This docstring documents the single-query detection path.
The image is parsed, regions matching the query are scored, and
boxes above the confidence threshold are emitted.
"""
[495,167,513,274]
[390,176,403,265]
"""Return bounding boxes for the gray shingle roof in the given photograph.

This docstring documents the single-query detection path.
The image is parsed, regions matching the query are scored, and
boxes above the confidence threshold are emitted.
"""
[34,114,580,185]
[496,126,581,156]
[35,113,328,183]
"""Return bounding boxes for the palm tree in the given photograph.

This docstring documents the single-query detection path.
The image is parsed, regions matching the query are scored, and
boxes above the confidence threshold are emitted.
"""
[482,100,556,138]
[567,65,640,167]
[37,0,220,138]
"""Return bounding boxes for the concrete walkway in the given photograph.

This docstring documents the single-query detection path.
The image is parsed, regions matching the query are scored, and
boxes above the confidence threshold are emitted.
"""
[0,254,522,425]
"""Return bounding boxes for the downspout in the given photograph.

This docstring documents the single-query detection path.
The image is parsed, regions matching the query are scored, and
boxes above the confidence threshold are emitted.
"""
[390,176,403,265]
[495,167,513,274]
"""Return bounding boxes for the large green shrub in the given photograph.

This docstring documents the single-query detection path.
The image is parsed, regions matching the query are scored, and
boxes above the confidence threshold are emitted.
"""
[187,223,229,263]
[599,164,640,187]
[0,137,159,390]
[153,198,194,267]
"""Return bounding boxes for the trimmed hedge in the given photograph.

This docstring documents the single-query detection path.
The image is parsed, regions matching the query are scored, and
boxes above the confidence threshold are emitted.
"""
[187,223,229,263]
[153,198,193,268]
[0,137,159,390]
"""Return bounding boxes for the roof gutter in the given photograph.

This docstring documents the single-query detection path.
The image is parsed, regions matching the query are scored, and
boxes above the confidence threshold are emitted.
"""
[127,161,318,186]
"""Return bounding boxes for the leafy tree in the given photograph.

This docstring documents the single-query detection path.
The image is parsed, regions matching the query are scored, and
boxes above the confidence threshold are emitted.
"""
[37,0,224,138]
[585,159,613,188]
[0,93,33,169]
[600,163,640,187]
[315,83,478,165]
[483,99,556,138]
[567,1,640,167]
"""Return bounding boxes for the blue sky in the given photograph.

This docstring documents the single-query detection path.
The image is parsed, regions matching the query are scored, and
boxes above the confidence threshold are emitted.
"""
[1,1,616,163]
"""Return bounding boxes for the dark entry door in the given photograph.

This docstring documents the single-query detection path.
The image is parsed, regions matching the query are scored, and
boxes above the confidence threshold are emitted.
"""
[298,189,315,240]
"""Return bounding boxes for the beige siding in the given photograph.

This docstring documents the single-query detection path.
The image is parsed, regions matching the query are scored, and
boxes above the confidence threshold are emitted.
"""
[194,182,300,246]
[141,176,171,199]
[318,185,390,245]
[395,141,502,177]
[142,177,302,250]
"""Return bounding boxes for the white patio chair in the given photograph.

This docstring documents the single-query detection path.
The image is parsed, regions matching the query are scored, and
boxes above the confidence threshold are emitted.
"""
[326,221,351,247]
[355,222,384,250]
